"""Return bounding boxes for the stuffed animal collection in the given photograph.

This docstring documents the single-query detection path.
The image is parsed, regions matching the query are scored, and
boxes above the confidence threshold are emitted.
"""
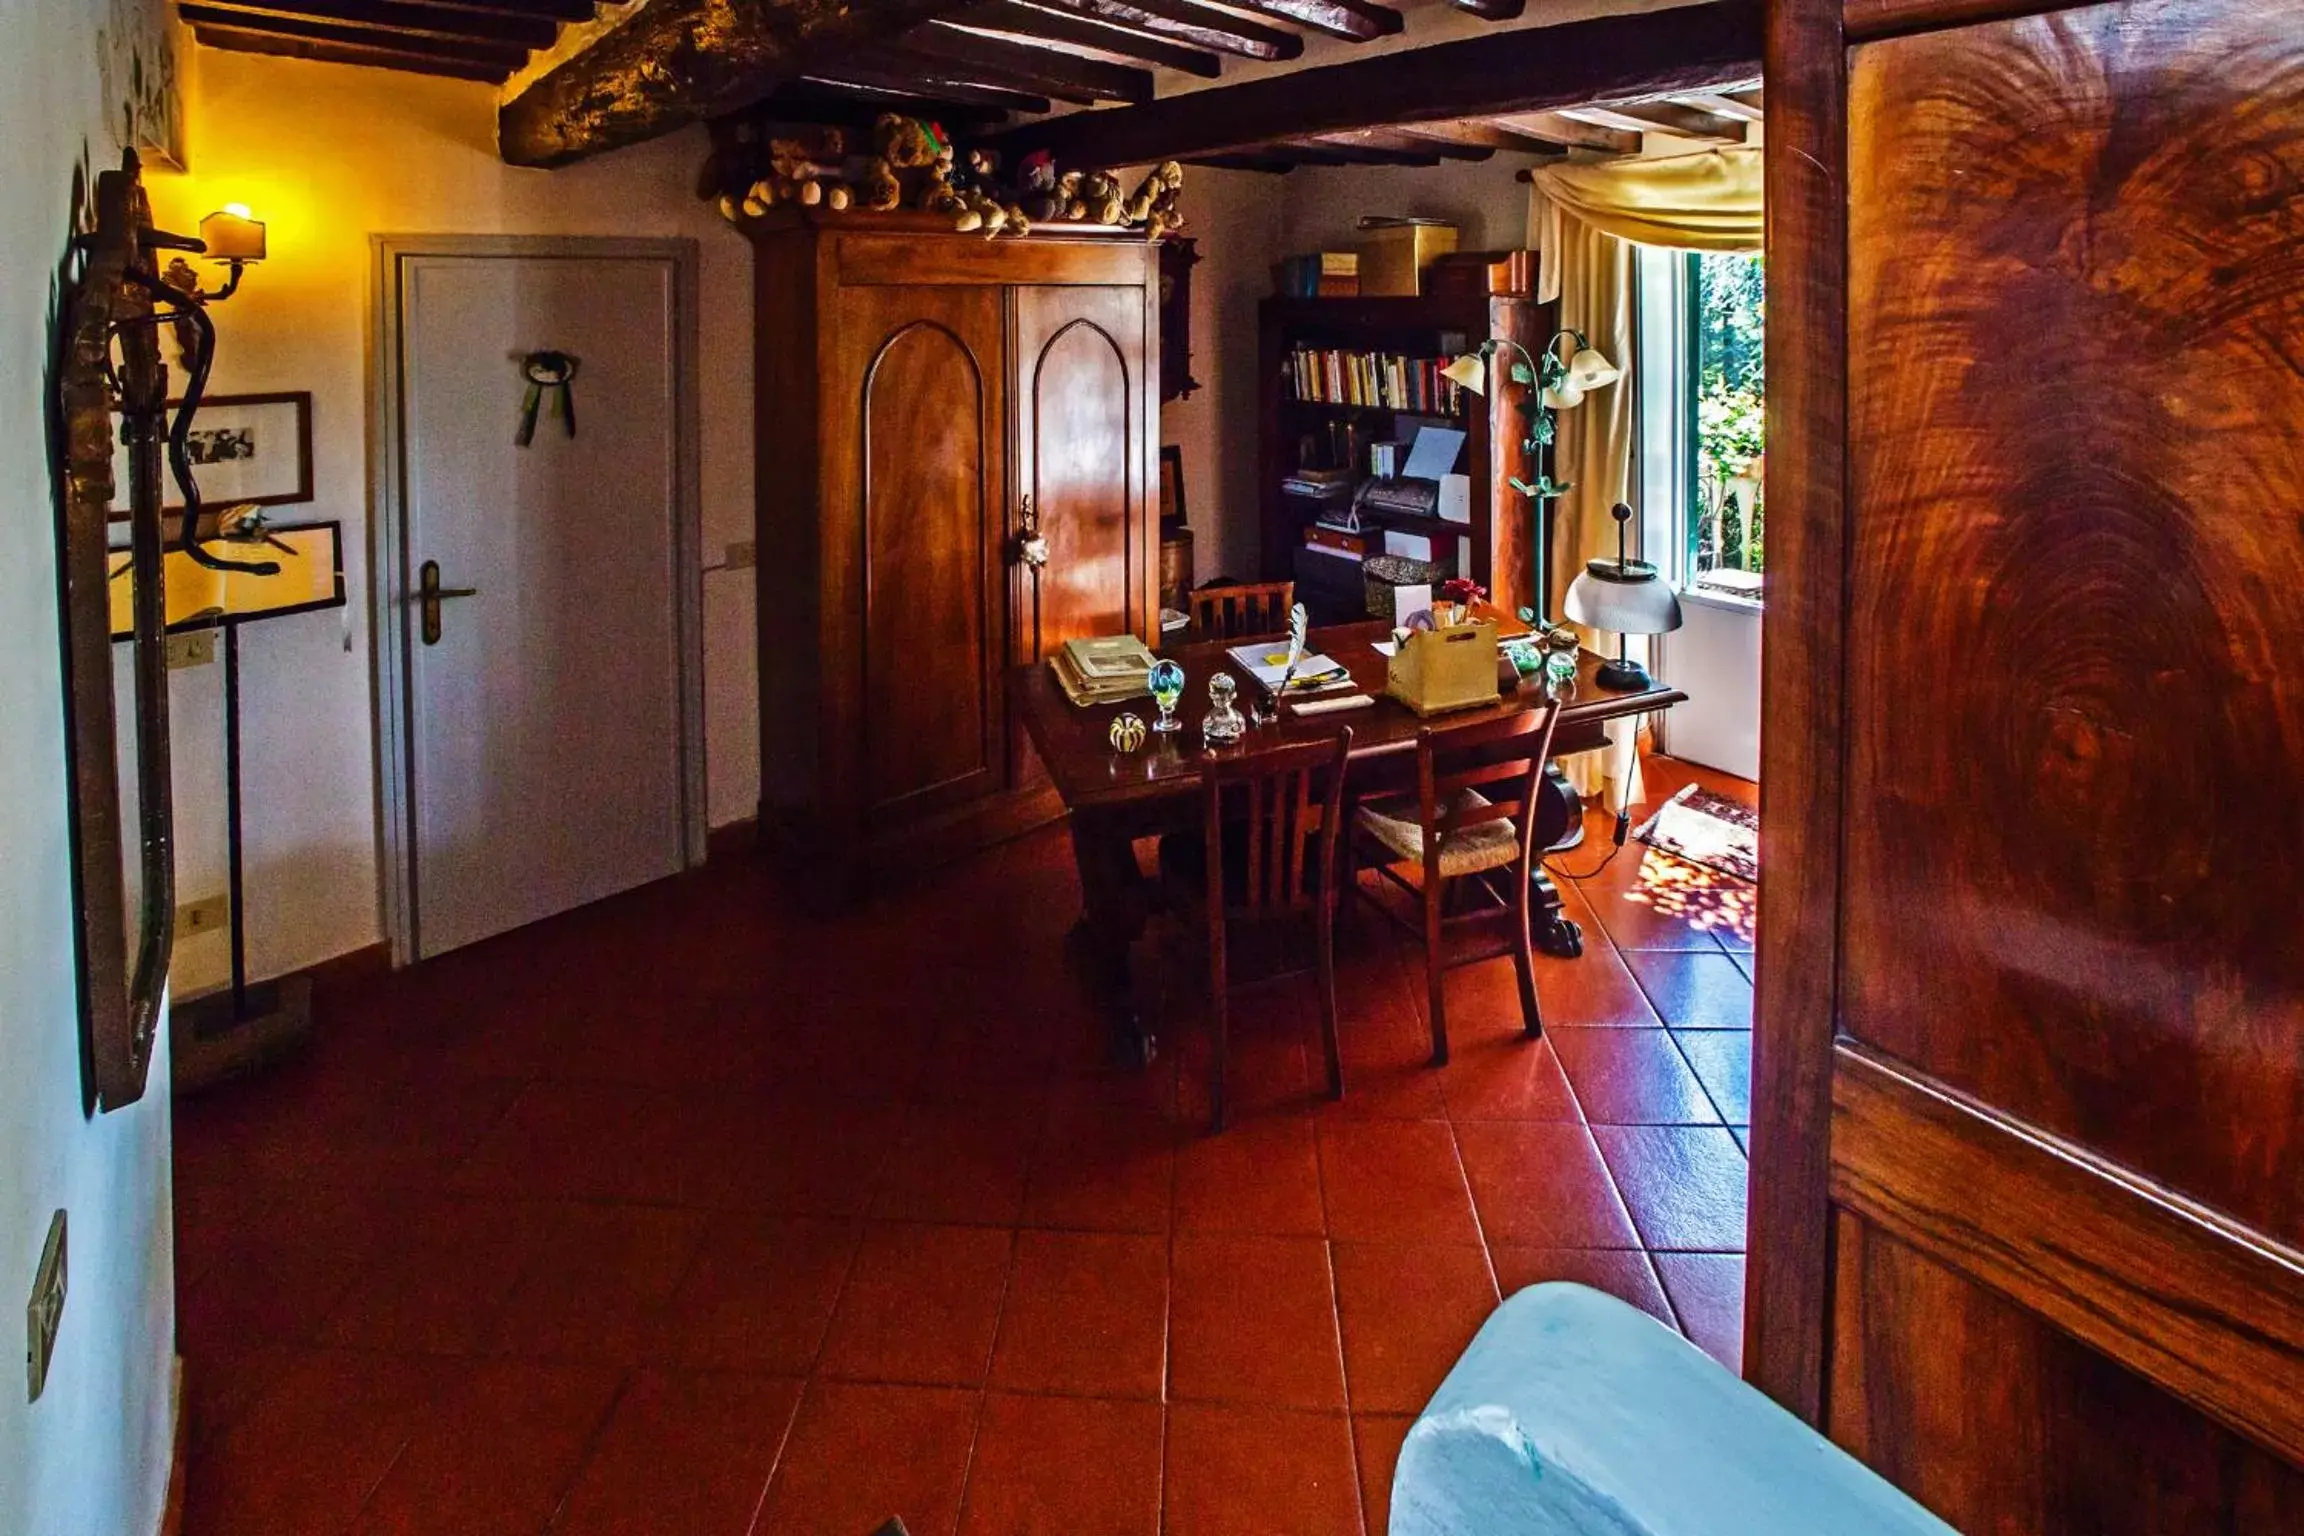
[709,116,1185,243]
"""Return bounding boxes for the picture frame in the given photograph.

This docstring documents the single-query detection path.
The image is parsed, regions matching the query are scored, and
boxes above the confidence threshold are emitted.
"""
[109,389,312,518]
[1159,444,1188,529]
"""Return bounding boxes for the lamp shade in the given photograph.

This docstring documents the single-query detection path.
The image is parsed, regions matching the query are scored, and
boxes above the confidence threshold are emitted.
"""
[200,205,266,264]
[1565,344,1620,391]
[1440,352,1488,395]
[1566,558,1684,636]
[1542,378,1586,410]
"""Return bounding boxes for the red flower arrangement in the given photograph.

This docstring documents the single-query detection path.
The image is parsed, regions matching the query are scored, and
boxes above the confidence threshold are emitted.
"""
[1437,577,1488,609]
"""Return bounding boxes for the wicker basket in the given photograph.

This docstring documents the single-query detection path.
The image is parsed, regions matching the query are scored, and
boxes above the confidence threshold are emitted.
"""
[1363,552,1447,619]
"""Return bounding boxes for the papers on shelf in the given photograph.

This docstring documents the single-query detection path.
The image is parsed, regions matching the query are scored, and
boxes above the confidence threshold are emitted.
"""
[1226,641,1350,694]
[1402,425,1467,482]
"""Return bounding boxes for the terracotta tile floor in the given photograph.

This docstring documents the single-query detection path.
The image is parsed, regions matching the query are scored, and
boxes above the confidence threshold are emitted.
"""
[177,755,1756,1536]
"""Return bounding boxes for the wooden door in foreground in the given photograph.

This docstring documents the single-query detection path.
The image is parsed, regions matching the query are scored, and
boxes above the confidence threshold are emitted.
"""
[1751,0,2304,1528]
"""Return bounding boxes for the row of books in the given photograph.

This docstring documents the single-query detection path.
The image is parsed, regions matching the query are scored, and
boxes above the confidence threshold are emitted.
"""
[1048,633,1156,707]
[1284,348,1465,415]
[1274,251,1360,299]
[1279,465,1356,503]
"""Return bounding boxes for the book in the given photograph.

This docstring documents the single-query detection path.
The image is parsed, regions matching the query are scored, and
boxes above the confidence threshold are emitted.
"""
[1062,634,1156,681]
[1050,649,1150,708]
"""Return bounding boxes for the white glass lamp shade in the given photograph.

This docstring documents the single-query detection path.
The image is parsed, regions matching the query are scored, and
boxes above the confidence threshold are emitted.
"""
[1542,378,1586,410]
[1565,344,1620,392]
[200,204,267,263]
[1566,561,1684,636]
[1441,352,1489,395]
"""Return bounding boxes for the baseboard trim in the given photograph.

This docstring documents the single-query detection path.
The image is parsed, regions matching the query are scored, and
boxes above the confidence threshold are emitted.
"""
[159,1356,186,1536]
[706,817,759,862]
[302,941,391,997]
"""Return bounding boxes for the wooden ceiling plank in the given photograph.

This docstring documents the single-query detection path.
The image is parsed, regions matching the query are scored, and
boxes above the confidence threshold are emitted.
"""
[1559,99,1743,141]
[760,79,1012,127]
[1487,110,1641,153]
[190,21,510,78]
[179,0,557,48]
[1279,134,1440,165]
[1224,0,1402,44]
[1676,88,1765,121]
[954,2,1221,77]
[180,3,528,63]
[425,0,590,17]
[997,0,1760,166]
[499,0,976,168]
[1187,152,1298,172]
[803,58,1053,111]
[1317,126,1492,161]
[1388,118,1566,155]
[1449,0,1525,19]
[908,24,1156,101]
[1036,0,1302,61]
[1724,84,1763,111]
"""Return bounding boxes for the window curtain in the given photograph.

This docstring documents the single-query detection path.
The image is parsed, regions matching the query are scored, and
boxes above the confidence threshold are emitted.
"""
[1527,147,1764,808]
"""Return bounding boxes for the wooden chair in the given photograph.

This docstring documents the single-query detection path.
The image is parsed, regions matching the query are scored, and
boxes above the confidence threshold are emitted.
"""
[1163,728,1353,1133]
[1352,704,1562,1066]
[1190,580,1296,640]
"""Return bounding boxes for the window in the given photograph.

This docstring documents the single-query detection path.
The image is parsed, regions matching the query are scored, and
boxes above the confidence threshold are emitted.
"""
[1686,251,1765,586]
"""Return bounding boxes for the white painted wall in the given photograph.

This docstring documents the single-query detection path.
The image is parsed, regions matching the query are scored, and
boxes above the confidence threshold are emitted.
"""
[0,6,183,1533]
[145,47,757,990]
[1661,590,1763,780]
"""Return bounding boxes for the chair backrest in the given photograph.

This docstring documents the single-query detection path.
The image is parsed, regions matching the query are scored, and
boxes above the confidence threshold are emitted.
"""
[1200,727,1353,918]
[1414,704,1563,879]
[1191,580,1296,641]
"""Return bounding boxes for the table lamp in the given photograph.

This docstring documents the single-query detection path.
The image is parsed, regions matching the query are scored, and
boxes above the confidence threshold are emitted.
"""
[1566,503,1682,690]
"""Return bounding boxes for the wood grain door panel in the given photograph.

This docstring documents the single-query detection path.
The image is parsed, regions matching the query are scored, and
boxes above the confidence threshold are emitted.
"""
[839,287,1006,821]
[1757,0,2304,1521]
[1011,284,1150,663]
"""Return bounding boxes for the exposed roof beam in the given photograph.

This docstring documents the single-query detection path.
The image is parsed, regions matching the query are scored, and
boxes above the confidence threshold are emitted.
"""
[1558,99,1743,141]
[1449,0,1525,18]
[1316,126,1492,161]
[182,3,527,64]
[804,58,1052,111]
[1224,0,1402,44]
[179,0,559,45]
[953,2,1221,77]
[1187,153,1298,172]
[1675,88,1765,121]
[190,20,511,77]
[498,0,975,169]
[1488,110,1641,154]
[998,0,1761,167]
[434,0,591,17]
[904,24,1155,101]
[1387,118,1567,156]
[758,78,1014,127]
[1035,0,1301,61]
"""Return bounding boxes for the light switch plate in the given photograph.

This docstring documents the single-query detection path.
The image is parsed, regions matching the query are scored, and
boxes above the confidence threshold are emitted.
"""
[722,540,756,571]
[165,631,215,670]
[27,1210,65,1403]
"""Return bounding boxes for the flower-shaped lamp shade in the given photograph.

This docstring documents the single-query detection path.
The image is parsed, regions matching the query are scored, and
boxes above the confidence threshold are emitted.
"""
[1565,344,1620,392]
[1441,352,1489,395]
[1542,378,1586,411]
[200,203,267,264]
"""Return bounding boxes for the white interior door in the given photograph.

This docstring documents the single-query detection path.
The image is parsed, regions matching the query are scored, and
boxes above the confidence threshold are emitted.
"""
[394,248,692,958]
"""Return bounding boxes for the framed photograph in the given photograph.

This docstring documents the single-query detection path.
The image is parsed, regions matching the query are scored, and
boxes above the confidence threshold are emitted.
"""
[110,390,312,518]
[1159,444,1188,529]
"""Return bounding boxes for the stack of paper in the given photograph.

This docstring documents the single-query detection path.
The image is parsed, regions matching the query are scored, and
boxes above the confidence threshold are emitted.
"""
[1226,641,1352,697]
[1051,634,1158,707]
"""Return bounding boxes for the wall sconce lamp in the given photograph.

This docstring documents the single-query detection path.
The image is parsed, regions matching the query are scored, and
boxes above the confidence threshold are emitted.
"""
[162,202,267,304]
[1443,329,1621,633]
[1566,502,1684,691]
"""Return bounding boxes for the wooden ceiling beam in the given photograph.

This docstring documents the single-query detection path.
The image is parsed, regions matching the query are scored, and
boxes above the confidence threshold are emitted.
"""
[1035,0,1301,61]
[905,24,1156,101]
[179,0,558,47]
[1316,126,1492,161]
[1449,0,1525,19]
[181,3,527,64]
[1388,118,1567,156]
[1225,0,1402,44]
[1186,152,1298,172]
[802,59,1053,111]
[1558,99,1743,141]
[498,0,976,169]
[1277,135,1439,166]
[756,79,1013,128]
[997,0,1761,167]
[1675,88,1765,121]
[1487,110,1641,154]
[428,0,591,17]
[189,20,511,78]
[952,3,1221,77]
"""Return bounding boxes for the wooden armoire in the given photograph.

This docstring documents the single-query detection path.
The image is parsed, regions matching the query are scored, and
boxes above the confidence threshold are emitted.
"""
[749,212,1159,878]
[1754,0,2304,1527]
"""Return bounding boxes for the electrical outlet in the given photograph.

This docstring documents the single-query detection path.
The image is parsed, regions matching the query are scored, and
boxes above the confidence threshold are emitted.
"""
[165,631,215,670]
[722,540,756,571]
[177,894,228,937]
[27,1210,64,1403]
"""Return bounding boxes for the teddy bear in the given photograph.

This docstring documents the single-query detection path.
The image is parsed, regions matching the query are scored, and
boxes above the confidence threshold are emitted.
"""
[1016,151,1065,224]
[1077,170,1126,225]
[767,133,852,208]
[915,141,967,218]
[1126,160,1186,241]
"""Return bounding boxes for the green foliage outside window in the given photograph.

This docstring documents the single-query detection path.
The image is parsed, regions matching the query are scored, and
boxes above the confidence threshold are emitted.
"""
[1690,252,1765,576]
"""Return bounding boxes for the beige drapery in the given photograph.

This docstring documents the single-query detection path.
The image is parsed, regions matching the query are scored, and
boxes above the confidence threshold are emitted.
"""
[1528,147,1764,806]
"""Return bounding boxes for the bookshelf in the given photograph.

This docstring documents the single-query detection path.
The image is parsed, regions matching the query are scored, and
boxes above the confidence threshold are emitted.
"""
[1256,253,1553,625]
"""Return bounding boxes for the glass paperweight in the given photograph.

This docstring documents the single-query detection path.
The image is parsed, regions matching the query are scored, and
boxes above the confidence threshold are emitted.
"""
[1148,659,1186,733]
[1201,672,1246,744]
[1543,626,1581,693]
[1108,712,1147,753]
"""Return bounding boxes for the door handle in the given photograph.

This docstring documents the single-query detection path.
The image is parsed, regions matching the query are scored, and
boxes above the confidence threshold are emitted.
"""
[416,558,478,645]
[1012,495,1050,571]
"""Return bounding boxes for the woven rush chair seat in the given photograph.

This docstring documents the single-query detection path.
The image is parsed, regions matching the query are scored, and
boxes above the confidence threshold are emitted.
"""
[1356,789,1521,878]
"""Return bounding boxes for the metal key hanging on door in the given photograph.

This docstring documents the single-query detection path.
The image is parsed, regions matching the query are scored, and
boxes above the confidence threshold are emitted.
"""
[515,349,579,446]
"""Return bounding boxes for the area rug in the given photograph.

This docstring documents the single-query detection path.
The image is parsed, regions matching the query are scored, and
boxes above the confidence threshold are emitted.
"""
[1634,784,1759,884]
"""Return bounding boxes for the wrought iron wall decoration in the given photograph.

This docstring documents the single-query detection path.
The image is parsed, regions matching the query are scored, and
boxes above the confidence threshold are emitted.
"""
[56,149,261,1110]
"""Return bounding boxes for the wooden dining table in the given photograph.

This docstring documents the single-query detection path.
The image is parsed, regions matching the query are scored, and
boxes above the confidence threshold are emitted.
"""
[1010,617,1685,1064]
